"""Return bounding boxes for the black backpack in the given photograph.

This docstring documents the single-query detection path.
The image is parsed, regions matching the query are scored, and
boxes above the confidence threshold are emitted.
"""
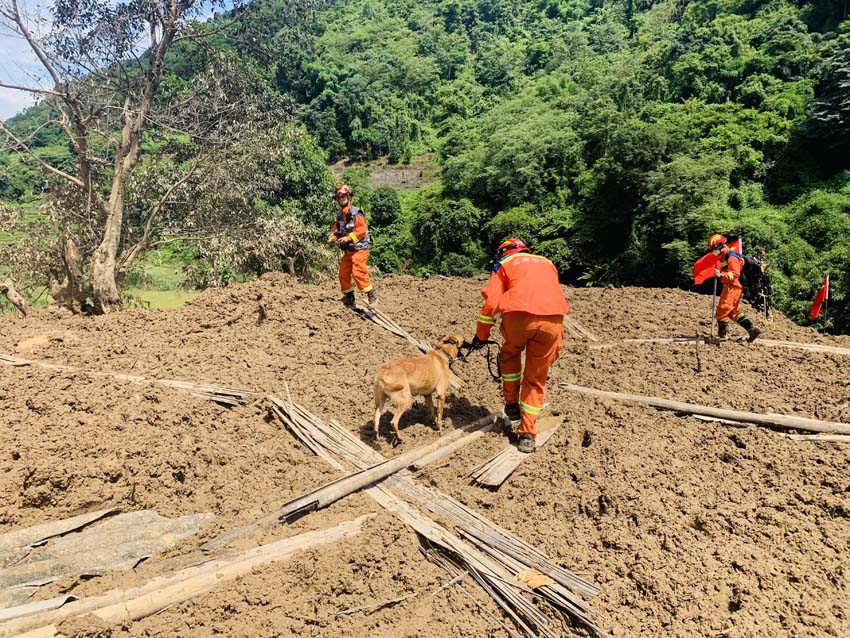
[740,255,762,288]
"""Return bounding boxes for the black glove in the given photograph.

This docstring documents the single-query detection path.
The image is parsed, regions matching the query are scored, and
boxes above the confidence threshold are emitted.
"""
[470,335,486,350]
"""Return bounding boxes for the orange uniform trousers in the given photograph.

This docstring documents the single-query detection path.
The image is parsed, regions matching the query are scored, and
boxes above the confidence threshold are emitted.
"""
[716,285,743,323]
[499,312,564,437]
[338,250,373,294]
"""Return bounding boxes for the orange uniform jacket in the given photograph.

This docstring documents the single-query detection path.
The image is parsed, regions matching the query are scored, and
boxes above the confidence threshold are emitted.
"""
[719,250,744,289]
[476,253,569,341]
[328,205,369,248]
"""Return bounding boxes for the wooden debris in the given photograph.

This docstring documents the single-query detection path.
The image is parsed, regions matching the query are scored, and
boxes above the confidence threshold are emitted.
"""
[202,406,499,550]
[0,280,28,316]
[560,383,850,435]
[0,511,212,609]
[270,398,600,636]
[411,419,500,471]
[470,417,562,488]
[785,433,850,443]
[0,515,373,638]
[0,352,256,406]
[563,317,599,342]
[613,336,850,357]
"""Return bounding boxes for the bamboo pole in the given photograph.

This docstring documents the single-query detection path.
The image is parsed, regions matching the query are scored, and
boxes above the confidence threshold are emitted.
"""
[559,383,850,435]
[615,337,850,357]
[1,515,373,638]
[203,408,498,550]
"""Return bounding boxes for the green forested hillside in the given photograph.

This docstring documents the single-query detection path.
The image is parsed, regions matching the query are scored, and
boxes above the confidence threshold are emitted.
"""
[2,0,849,330]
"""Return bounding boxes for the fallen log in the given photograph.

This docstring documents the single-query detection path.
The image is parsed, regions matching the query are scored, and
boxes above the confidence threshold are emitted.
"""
[411,418,500,471]
[559,383,850,435]
[1,515,372,638]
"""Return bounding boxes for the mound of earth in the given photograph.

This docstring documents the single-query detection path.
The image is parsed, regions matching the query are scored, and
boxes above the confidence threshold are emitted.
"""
[1,274,848,638]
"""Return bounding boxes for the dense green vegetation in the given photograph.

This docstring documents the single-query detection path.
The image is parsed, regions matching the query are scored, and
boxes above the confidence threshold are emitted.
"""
[2,0,849,330]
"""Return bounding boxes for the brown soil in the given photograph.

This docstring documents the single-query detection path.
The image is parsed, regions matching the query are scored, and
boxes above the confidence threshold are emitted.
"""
[1,274,849,638]
[330,155,441,190]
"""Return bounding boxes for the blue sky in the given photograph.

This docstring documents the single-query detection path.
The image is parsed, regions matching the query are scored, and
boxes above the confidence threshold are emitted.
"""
[0,12,47,120]
[0,0,229,120]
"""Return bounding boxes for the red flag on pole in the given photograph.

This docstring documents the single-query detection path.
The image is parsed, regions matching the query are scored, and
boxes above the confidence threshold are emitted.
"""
[693,252,719,285]
[809,275,830,319]
[731,238,742,254]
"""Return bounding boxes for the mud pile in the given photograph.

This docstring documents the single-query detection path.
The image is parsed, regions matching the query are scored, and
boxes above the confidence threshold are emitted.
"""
[1,274,848,637]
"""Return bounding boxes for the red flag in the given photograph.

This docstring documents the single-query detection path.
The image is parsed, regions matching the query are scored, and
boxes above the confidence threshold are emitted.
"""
[809,276,830,319]
[731,238,743,254]
[693,252,719,285]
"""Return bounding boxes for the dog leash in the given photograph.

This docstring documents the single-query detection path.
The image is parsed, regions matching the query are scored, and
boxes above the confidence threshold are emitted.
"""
[459,339,502,383]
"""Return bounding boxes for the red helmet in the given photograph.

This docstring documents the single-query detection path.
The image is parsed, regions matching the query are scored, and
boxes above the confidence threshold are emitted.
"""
[707,233,727,249]
[494,237,530,262]
[334,183,353,199]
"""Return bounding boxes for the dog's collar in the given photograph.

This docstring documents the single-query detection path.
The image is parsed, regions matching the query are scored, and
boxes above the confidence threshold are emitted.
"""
[434,347,455,364]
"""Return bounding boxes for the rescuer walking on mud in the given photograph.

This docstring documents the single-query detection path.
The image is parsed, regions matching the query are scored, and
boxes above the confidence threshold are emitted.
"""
[329,184,377,307]
[709,233,761,342]
[470,238,569,454]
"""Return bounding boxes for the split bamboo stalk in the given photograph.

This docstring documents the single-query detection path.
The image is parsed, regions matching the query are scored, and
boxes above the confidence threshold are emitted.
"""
[785,433,850,443]
[270,399,599,633]
[0,352,256,405]
[1,515,373,638]
[202,407,498,550]
[619,336,850,357]
[560,383,850,435]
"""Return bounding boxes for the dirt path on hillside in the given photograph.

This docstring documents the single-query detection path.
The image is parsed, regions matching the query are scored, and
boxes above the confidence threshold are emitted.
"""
[1,275,848,638]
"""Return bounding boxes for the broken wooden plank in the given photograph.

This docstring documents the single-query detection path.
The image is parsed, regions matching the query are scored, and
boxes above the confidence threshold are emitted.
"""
[470,417,562,488]
[1,515,373,638]
[560,383,850,435]
[1,511,212,607]
[411,417,501,471]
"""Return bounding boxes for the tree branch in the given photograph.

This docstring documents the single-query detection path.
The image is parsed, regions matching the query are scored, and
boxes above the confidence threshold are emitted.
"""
[117,157,203,270]
[0,119,84,187]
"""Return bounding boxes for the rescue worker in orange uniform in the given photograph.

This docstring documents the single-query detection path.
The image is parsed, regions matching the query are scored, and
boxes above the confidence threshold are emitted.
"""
[328,184,377,307]
[708,233,760,342]
[470,238,569,454]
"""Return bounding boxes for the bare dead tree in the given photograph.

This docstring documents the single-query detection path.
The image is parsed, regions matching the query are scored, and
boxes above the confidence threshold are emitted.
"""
[0,0,310,313]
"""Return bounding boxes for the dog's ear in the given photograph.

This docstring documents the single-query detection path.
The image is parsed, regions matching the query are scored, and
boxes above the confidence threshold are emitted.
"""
[444,337,459,346]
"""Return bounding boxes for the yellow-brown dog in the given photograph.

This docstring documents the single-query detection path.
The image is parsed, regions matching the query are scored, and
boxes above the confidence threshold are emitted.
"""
[373,334,465,440]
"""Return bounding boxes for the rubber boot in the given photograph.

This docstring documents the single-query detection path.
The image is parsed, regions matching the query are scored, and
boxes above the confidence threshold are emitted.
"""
[737,317,761,343]
[366,290,378,306]
[517,434,535,454]
[504,402,521,423]
[342,291,355,307]
[717,321,728,339]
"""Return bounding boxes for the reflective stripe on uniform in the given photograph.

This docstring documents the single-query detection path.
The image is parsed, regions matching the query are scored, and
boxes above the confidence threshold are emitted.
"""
[520,401,542,415]
[478,314,497,325]
[502,372,521,382]
[347,232,359,243]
